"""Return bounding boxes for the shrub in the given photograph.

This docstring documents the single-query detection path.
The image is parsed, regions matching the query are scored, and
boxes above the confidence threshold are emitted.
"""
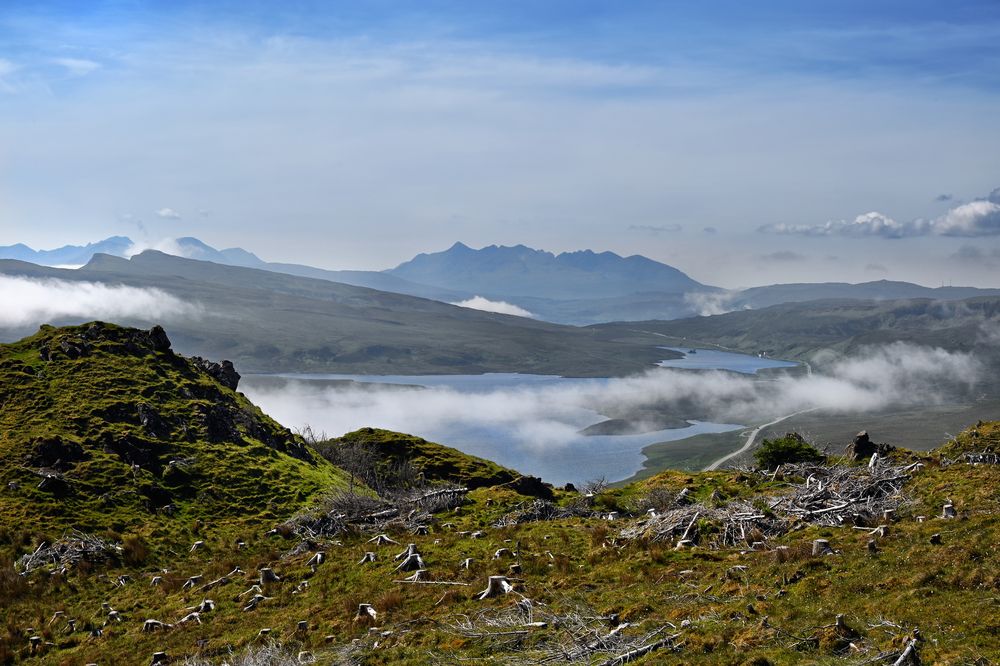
[754,433,824,469]
[122,534,150,565]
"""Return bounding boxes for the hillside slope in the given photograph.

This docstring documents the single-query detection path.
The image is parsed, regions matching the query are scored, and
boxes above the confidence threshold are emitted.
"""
[0,326,996,663]
[593,296,1000,363]
[0,322,349,542]
[0,252,670,375]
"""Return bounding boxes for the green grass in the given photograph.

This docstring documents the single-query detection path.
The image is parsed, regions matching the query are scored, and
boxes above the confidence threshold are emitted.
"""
[315,427,526,490]
[1,324,998,664]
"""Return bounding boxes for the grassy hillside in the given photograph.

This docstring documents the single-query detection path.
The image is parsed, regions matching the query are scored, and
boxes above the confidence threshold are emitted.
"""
[0,252,671,376]
[0,322,350,568]
[592,296,1000,363]
[1,325,998,664]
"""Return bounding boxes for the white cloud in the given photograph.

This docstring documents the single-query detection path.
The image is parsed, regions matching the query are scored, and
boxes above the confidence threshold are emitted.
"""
[932,201,1000,237]
[683,290,740,316]
[52,57,101,76]
[977,319,1000,345]
[242,343,979,481]
[762,211,922,238]
[156,207,182,219]
[450,296,534,318]
[761,195,1000,239]
[0,275,198,328]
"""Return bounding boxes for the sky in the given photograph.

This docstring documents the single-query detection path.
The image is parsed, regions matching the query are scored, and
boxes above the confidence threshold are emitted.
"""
[1,1,999,288]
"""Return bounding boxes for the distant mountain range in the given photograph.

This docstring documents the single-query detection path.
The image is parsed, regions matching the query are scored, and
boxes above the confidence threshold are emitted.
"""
[4,236,999,324]
[387,241,708,300]
[0,236,133,266]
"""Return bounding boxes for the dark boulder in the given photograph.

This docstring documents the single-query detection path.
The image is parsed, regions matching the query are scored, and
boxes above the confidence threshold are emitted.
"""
[196,403,241,442]
[102,433,161,472]
[847,430,895,460]
[502,475,554,500]
[137,402,171,439]
[28,437,87,471]
[192,357,241,390]
[147,325,172,352]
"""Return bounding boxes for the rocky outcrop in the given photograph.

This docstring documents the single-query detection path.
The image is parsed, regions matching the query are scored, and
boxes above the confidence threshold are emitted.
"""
[27,437,88,471]
[847,430,895,460]
[192,357,241,390]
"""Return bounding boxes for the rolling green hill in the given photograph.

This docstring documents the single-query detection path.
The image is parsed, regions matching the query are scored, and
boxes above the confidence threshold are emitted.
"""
[1,324,998,665]
[592,296,1000,363]
[0,322,349,542]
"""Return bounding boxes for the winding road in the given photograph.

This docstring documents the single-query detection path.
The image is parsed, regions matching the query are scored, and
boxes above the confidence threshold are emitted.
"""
[703,408,818,471]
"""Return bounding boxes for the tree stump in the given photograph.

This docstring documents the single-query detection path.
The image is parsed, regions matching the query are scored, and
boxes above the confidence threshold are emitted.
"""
[477,575,515,600]
[812,539,832,556]
[358,552,377,565]
[355,603,377,622]
[368,534,399,546]
[307,552,325,572]
[402,569,429,582]
[181,575,203,590]
[395,553,425,572]
[942,502,957,519]
[259,567,281,584]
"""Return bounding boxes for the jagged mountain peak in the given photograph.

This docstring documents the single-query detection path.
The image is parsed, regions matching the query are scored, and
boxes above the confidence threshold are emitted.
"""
[388,242,707,299]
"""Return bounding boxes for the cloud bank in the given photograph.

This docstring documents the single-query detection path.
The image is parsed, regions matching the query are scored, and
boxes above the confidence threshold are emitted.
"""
[761,191,1000,239]
[0,275,198,328]
[244,343,979,466]
[683,290,740,316]
[450,296,535,318]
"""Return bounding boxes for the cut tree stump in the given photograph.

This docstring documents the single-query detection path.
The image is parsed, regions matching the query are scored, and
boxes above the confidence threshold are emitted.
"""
[477,575,515,599]
[812,539,832,556]
[355,604,377,622]
[395,553,425,572]
[368,534,399,546]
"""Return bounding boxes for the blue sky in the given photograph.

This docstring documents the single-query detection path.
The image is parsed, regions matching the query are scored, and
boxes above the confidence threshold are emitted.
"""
[1,1,999,286]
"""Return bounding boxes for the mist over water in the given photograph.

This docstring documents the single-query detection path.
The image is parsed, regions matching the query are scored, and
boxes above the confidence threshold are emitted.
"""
[242,343,979,484]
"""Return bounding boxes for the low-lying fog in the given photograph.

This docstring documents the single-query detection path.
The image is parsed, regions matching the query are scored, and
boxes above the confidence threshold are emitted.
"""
[242,343,979,485]
[0,275,196,328]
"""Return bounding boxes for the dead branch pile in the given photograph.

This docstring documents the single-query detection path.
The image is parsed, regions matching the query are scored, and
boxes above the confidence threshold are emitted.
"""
[16,530,121,575]
[620,459,914,548]
[494,499,596,528]
[444,601,682,664]
[282,485,468,539]
[776,459,913,526]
